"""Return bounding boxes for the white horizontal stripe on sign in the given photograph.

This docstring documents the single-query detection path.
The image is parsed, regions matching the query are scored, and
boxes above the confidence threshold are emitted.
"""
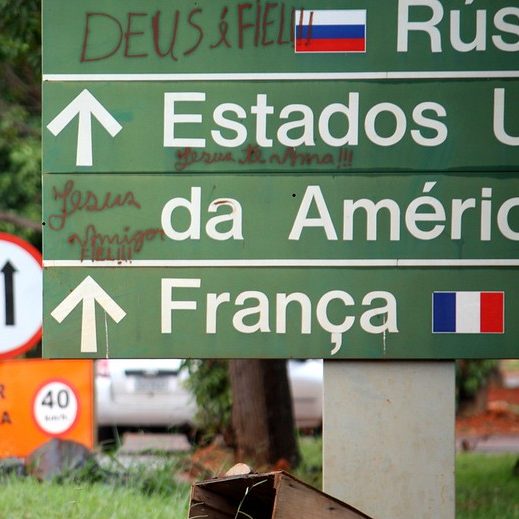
[43,259,519,268]
[456,292,480,333]
[297,9,366,26]
[42,71,519,82]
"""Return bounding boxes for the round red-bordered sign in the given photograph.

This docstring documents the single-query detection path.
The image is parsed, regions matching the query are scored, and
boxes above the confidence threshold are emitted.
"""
[32,379,81,437]
[0,232,42,359]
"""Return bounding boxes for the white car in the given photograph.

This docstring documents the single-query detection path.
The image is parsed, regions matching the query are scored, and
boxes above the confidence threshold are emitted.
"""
[96,359,322,441]
[287,359,323,429]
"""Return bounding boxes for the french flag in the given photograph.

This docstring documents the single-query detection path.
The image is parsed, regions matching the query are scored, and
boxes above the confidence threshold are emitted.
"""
[432,291,504,334]
[295,9,366,53]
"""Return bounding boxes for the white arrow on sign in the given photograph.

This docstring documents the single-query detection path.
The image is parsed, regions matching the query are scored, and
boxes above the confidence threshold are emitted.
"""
[51,276,126,353]
[47,89,122,167]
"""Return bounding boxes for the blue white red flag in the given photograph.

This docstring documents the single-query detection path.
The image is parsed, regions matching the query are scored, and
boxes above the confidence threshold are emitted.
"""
[432,291,504,334]
[295,9,367,53]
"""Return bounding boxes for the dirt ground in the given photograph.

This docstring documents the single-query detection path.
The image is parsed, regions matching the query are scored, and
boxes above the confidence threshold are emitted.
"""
[456,373,519,439]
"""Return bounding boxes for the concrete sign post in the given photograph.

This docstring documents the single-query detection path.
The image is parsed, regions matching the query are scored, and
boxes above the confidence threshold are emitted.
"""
[42,1,519,517]
[323,361,455,519]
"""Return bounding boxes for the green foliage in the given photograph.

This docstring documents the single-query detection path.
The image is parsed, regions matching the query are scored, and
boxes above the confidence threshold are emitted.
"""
[0,475,190,519]
[181,359,232,441]
[294,434,323,489]
[457,453,519,518]
[0,0,41,71]
[1,453,191,518]
[0,0,42,246]
[102,457,189,498]
[456,359,498,404]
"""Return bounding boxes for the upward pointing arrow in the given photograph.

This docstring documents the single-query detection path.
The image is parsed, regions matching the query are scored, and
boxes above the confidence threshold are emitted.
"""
[51,276,126,353]
[47,89,122,167]
[1,261,17,326]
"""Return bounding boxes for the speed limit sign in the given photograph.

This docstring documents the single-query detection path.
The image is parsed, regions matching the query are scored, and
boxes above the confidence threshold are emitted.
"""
[33,380,79,436]
[0,233,42,358]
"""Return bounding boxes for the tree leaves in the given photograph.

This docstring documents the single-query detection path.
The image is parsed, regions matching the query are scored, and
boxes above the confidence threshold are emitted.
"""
[0,0,41,245]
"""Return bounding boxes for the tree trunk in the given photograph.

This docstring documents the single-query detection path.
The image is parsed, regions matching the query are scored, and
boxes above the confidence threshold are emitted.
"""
[228,359,300,469]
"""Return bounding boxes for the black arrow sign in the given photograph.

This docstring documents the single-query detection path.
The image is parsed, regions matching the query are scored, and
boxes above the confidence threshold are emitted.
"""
[1,261,17,326]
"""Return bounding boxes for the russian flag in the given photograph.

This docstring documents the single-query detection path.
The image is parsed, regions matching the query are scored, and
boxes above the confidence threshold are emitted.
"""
[432,291,504,334]
[295,9,366,53]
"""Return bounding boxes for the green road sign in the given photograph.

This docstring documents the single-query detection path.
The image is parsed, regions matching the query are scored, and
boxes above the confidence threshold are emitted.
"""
[42,172,519,359]
[42,80,519,173]
[43,266,518,359]
[43,173,519,263]
[43,0,519,76]
[42,0,519,360]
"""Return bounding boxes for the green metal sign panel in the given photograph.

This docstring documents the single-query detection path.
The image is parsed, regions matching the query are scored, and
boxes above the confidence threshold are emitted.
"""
[43,266,518,359]
[42,80,519,173]
[42,172,519,359]
[43,173,519,262]
[43,0,519,75]
[42,0,519,360]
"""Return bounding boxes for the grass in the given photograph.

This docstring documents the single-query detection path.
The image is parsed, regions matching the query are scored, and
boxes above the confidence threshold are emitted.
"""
[294,434,323,489]
[296,437,519,518]
[0,439,518,518]
[457,453,519,519]
[0,478,190,519]
[0,458,191,519]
